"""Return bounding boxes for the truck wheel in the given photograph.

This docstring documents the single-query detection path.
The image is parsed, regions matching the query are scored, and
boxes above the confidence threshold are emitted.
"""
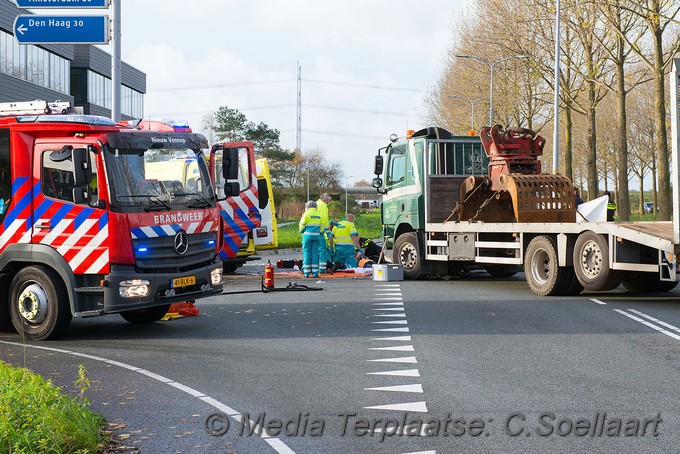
[394,232,422,279]
[524,236,572,296]
[573,232,623,291]
[484,264,520,278]
[120,304,171,324]
[9,266,72,340]
[622,271,679,293]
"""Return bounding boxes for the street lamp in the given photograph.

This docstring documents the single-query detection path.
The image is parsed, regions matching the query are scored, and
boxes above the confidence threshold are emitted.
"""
[448,95,486,133]
[455,54,530,127]
[345,175,353,216]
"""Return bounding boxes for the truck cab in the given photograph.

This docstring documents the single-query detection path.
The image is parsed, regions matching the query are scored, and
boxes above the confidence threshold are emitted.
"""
[210,142,261,273]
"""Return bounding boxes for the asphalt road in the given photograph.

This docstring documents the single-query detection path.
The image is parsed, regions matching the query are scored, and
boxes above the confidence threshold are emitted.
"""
[2,267,680,453]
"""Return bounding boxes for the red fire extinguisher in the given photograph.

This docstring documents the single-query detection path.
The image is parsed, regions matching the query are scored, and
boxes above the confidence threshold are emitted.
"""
[263,260,275,291]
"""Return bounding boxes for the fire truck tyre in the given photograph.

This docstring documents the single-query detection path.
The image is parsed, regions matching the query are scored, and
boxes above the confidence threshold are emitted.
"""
[394,232,422,280]
[0,278,11,332]
[622,271,679,293]
[484,264,520,278]
[524,236,572,296]
[120,304,171,324]
[9,266,72,340]
[573,232,623,291]
[564,269,584,296]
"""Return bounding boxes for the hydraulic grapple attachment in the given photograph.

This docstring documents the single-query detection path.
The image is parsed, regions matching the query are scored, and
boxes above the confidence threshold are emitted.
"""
[456,125,576,223]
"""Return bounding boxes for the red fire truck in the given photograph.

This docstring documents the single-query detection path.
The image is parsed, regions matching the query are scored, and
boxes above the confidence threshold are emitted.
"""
[0,101,225,340]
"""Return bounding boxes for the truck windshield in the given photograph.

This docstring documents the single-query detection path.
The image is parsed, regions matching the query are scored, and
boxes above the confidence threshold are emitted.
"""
[103,147,214,211]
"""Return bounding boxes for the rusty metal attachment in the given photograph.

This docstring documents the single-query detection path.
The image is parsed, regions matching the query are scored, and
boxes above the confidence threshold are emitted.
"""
[453,125,576,223]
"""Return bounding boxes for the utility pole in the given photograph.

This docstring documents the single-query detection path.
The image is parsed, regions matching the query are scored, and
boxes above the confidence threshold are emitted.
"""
[111,0,121,122]
[296,62,307,201]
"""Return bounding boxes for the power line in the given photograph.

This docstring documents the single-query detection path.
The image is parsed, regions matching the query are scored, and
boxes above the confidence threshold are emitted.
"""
[148,79,295,92]
[280,129,387,140]
[303,78,424,93]
[304,104,418,117]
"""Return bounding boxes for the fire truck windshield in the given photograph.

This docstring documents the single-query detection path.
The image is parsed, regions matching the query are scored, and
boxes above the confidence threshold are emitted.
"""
[104,146,214,211]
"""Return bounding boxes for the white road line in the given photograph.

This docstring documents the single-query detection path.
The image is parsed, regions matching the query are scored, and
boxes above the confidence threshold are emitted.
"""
[368,356,418,364]
[372,302,404,306]
[403,451,436,454]
[628,309,680,333]
[372,307,406,311]
[371,320,408,325]
[591,298,607,305]
[368,345,415,352]
[613,309,680,341]
[366,369,420,377]
[372,313,407,318]
[0,340,294,454]
[376,284,401,287]
[364,384,424,393]
[375,292,403,296]
[372,336,412,341]
[373,297,404,301]
[371,327,410,332]
[364,401,428,413]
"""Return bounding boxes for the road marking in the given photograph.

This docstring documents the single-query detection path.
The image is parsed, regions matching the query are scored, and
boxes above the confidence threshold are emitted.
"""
[372,313,407,318]
[613,309,680,340]
[0,339,295,454]
[371,320,408,325]
[591,298,607,305]
[403,451,436,454]
[376,284,401,287]
[368,345,415,352]
[364,384,424,393]
[372,307,405,311]
[367,369,420,377]
[368,356,418,364]
[371,327,410,332]
[372,335,412,341]
[628,309,680,333]
[373,297,404,301]
[375,292,403,296]
[372,302,404,306]
[364,401,428,413]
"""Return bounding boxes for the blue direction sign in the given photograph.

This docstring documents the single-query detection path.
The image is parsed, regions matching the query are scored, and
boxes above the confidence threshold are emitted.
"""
[15,0,110,7]
[14,15,109,44]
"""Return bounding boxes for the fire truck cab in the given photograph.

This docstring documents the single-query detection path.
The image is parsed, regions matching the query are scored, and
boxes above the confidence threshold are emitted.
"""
[0,101,225,340]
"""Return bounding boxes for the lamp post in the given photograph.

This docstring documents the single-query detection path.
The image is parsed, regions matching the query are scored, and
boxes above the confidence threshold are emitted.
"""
[455,54,529,127]
[448,95,486,133]
[345,175,353,216]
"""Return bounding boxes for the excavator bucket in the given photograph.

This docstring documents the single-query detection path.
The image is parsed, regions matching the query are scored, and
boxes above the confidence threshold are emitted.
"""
[457,176,515,222]
[498,173,576,223]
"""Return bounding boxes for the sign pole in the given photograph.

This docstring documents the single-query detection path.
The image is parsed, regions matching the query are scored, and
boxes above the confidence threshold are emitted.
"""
[111,0,121,122]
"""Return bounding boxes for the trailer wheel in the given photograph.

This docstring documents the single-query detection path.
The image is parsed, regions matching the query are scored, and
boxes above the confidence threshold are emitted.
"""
[573,232,623,291]
[524,236,572,296]
[394,232,421,280]
[622,271,679,293]
[120,304,171,324]
[9,266,72,340]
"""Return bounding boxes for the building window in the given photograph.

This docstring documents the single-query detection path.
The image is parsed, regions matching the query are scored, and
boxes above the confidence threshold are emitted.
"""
[87,70,143,118]
[0,30,69,95]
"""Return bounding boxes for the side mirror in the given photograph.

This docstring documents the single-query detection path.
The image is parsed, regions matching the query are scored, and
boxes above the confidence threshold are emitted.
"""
[223,147,240,180]
[374,155,384,175]
[72,187,90,204]
[224,182,240,196]
[72,147,91,186]
[372,177,383,189]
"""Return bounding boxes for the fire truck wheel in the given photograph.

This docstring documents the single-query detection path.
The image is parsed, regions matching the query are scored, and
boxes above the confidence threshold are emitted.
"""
[622,271,679,293]
[524,236,573,296]
[573,231,624,291]
[394,232,421,280]
[9,266,72,340]
[120,304,171,324]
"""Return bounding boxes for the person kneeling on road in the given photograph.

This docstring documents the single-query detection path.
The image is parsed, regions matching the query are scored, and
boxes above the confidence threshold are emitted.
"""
[330,213,362,269]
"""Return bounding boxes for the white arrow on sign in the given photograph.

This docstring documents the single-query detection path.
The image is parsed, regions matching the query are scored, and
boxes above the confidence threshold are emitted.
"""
[17,24,27,35]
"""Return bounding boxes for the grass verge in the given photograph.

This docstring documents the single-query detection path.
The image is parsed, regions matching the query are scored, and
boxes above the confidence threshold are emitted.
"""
[0,361,108,453]
[276,212,382,249]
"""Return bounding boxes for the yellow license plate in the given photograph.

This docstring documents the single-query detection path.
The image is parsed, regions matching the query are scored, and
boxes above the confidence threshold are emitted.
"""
[172,276,195,288]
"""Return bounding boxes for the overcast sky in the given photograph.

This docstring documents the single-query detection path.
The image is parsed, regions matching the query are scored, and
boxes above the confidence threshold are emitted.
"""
[46,0,473,186]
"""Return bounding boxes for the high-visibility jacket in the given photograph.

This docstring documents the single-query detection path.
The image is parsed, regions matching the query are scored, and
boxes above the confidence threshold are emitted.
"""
[316,199,331,235]
[332,219,358,245]
[299,208,322,237]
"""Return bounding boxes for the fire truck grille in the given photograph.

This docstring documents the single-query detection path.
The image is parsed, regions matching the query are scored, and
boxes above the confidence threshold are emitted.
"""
[133,232,217,272]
